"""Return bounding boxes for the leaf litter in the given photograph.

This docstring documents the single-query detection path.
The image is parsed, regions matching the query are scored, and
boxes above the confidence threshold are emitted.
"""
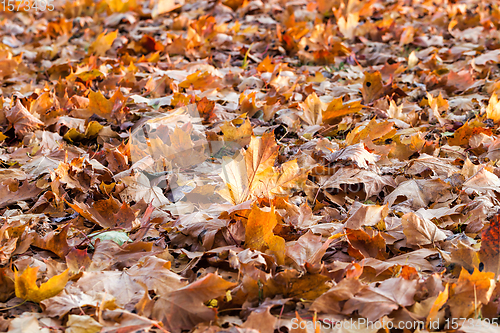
[1,0,500,332]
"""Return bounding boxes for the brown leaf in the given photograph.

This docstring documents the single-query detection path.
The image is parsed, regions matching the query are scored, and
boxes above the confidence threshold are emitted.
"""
[344,202,388,230]
[88,30,118,56]
[310,278,364,314]
[241,306,277,333]
[5,100,44,138]
[343,277,418,321]
[0,180,43,209]
[385,179,452,209]
[286,230,333,268]
[346,228,388,260]
[326,143,380,169]
[362,71,406,104]
[32,224,70,258]
[401,212,447,246]
[65,248,92,274]
[154,273,236,332]
[0,267,14,302]
[263,269,332,300]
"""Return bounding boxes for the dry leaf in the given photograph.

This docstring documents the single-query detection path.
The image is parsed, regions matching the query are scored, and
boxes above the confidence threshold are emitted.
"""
[15,266,69,303]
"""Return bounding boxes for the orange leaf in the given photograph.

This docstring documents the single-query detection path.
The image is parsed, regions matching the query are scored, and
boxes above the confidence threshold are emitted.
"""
[427,284,448,328]
[256,55,276,73]
[15,266,69,303]
[322,97,364,123]
[448,121,492,146]
[89,30,118,57]
[245,204,285,265]
[479,215,500,278]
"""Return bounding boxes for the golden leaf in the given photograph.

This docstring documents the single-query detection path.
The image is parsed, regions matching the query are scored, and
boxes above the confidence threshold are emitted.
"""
[89,30,118,57]
[15,266,69,303]
[245,204,285,265]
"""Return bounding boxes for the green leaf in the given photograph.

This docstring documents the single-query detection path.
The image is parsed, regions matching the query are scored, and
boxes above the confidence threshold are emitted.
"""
[90,231,131,246]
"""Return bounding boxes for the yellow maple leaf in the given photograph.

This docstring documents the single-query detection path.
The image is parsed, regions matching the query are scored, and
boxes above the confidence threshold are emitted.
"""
[220,118,253,147]
[245,205,285,265]
[15,266,69,303]
[89,30,118,57]
[322,97,364,123]
[299,92,327,126]
[88,90,113,119]
[218,133,279,204]
[338,12,359,39]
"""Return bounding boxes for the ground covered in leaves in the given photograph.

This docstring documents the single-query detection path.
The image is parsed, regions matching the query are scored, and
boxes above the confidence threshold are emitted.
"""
[3,0,500,332]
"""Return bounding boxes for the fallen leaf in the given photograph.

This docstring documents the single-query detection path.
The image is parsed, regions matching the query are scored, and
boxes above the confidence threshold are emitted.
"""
[15,266,69,303]
[479,215,500,278]
[5,100,44,138]
[343,277,418,321]
[66,315,103,333]
[88,30,118,56]
[446,268,495,318]
[154,273,236,332]
[245,204,285,265]
[402,212,447,246]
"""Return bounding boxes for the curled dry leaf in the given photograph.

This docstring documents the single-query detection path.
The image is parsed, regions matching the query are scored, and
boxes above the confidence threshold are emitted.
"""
[401,212,447,246]
[343,277,418,322]
[3,0,500,330]
[5,100,44,138]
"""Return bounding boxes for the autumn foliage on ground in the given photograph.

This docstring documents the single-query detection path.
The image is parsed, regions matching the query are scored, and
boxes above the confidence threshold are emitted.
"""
[3,0,500,332]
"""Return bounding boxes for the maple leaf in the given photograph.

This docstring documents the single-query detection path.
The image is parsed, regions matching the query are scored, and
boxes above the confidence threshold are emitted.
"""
[299,92,326,126]
[345,118,396,145]
[344,202,388,230]
[116,171,170,208]
[310,278,364,314]
[245,204,285,265]
[152,0,185,18]
[0,180,43,209]
[251,159,308,199]
[326,143,380,169]
[220,118,253,147]
[88,30,118,56]
[32,224,71,258]
[321,167,395,198]
[338,13,359,39]
[5,100,44,138]
[218,133,284,204]
[285,230,334,269]
[322,97,364,123]
[446,268,495,318]
[427,284,448,328]
[346,228,388,260]
[153,273,236,332]
[385,179,452,209]
[0,238,17,266]
[343,277,418,322]
[486,93,500,123]
[15,266,69,303]
[361,71,406,104]
[401,212,447,246]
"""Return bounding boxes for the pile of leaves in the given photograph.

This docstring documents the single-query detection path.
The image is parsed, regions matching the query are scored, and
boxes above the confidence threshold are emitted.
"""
[2,0,500,331]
